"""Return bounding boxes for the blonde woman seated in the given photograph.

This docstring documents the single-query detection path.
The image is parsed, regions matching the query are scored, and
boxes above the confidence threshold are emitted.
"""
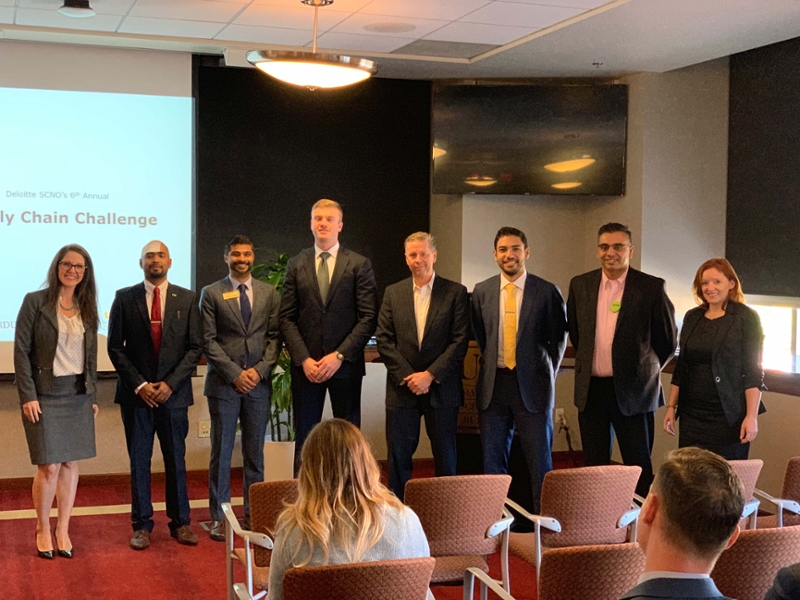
[267,419,430,600]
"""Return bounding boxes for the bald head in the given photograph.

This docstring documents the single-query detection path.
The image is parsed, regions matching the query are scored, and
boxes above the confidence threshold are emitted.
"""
[140,240,172,283]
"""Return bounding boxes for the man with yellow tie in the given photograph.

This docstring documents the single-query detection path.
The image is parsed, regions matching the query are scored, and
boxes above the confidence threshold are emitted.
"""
[470,227,568,513]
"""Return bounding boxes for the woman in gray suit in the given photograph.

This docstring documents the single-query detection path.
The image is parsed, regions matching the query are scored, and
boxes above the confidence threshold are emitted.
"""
[15,244,99,559]
[663,258,764,460]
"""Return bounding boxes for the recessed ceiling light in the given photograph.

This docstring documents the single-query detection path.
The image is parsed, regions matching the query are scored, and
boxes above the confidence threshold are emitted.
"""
[363,22,416,34]
[58,0,95,18]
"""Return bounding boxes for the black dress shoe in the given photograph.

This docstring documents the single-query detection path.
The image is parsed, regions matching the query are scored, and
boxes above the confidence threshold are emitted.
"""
[57,547,73,559]
[171,525,198,546]
[37,549,55,560]
[209,520,225,542]
[130,529,151,551]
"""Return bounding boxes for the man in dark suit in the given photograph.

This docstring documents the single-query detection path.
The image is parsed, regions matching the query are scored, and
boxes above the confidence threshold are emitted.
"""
[621,447,743,600]
[765,563,800,600]
[108,241,203,550]
[471,227,568,513]
[376,232,470,500]
[279,199,378,470]
[200,235,281,541]
[567,222,677,497]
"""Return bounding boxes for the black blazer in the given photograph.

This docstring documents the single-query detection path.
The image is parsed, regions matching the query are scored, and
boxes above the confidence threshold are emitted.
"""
[471,273,568,413]
[279,246,378,379]
[376,275,470,409]
[764,563,800,600]
[107,282,204,409]
[14,289,97,404]
[567,268,677,416]
[621,577,732,600]
[672,301,765,426]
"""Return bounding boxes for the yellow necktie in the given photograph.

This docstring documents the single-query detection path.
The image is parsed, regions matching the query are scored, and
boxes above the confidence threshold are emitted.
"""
[504,283,517,369]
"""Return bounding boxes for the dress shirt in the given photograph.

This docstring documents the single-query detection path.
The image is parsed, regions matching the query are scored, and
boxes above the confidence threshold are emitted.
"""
[228,274,254,310]
[592,268,628,377]
[637,571,710,584]
[53,310,85,376]
[413,272,435,347]
[497,270,526,368]
[314,242,339,284]
[144,278,168,317]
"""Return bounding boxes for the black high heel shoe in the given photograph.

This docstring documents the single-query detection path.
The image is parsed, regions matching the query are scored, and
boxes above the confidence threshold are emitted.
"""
[36,534,54,560]
[57,547,73,559]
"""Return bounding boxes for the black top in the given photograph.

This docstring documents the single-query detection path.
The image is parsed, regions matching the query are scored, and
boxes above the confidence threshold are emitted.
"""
[681,316,728,418]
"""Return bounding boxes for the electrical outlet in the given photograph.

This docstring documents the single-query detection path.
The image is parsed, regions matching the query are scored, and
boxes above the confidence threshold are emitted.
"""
[198,420,211,438]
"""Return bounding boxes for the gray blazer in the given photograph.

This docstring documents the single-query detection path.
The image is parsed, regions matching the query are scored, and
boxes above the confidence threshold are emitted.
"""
[199,277,281,400]
[14,289,98,405]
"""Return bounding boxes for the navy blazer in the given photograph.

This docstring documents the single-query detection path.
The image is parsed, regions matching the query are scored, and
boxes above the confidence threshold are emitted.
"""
[376,275,470,409]
[107,282,203,409]
[621,577,732,600]
[671,301,765,426]
[470,273,568,413]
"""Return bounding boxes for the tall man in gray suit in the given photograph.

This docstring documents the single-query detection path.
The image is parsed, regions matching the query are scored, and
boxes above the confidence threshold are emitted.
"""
[376,232,470,500]
[200,235,281,541]
[279,199,378,470]
[567,223,677,497]
[471,227,568,513]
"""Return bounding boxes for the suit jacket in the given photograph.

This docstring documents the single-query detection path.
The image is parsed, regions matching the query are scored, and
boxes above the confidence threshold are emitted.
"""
[200,277,281,400]
[14,289,97,404]
[567,268,677,416]
[107,282,203,409]
[376,275,470,409]
[764,563,800,600]
[470,273,568,413]
[621,577,732,600]
[671,302,765,426]
[279,246,378,379]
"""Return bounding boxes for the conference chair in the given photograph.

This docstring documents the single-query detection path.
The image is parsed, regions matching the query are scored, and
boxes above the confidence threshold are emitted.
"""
[755,457,800,528]
[729,459,764,530]
[282,557,436,600]
[405,475,514,593]
[711,525,800,600]
[233,583,254,600]
[506,465,642,593]
[223,479,299,600]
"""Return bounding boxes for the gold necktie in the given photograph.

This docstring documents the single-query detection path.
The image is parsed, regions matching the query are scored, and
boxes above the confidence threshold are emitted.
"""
[504,283,517,369]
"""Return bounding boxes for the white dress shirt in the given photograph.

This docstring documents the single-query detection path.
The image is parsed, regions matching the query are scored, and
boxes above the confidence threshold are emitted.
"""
[637,571,710,584]
[144,278,168,317]
[497,269,527,368]
[413,272,435,348]
[315,242,339,283]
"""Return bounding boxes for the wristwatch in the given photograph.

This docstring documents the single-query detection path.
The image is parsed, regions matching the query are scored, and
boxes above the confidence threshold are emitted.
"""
[335,351,345,362]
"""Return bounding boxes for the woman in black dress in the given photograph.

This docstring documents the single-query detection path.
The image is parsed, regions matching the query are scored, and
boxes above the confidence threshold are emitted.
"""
[15,244,99,559]
[663,258,764,460]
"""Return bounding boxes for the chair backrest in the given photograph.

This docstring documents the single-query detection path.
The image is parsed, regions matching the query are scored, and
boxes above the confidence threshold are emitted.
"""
[781,457,800,501]
[538,543,645,600]
[249,479,299,567]
[404,474,511,557]
[539,465,641,547]
[729,459,763,500]
[711,525,800,600]
[282,557,436,600]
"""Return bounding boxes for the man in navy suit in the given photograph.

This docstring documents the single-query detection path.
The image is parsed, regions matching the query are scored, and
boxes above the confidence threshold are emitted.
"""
[621,447,744,600]
[376,232,470,500]
[470,227,568,513]
[279,199,378,470]
[108,241,204,549]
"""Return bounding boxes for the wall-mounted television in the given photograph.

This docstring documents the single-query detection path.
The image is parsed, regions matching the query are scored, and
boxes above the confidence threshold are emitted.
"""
[432,84,628,196]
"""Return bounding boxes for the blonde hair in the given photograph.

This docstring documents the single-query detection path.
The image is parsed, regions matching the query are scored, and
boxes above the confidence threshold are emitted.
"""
[404,232,436,252]
[692,258,745,307]
[274,419,404,565]
[311,198,343,217]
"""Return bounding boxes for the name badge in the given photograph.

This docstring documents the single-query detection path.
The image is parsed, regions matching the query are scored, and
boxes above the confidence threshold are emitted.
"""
[223,290,240,300]
[610,301,621,313]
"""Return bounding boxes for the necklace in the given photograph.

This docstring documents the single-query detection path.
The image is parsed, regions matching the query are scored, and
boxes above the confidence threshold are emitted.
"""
[59,300,76,311]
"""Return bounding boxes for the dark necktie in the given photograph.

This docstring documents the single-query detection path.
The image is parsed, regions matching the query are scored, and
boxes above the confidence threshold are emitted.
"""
[238,283,251,329]
[318,252,331,303]
[151,286,162,360]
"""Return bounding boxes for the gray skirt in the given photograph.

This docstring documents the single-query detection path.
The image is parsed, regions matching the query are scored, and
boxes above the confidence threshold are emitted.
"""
[22,375,96,465]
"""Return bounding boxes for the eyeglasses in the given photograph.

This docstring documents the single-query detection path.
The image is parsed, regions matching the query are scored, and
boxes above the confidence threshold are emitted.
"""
[59,261,87,273]
[597,244,630,253]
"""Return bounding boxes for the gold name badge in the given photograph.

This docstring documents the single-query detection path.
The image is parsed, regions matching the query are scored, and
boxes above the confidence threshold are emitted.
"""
[222,290,240,300]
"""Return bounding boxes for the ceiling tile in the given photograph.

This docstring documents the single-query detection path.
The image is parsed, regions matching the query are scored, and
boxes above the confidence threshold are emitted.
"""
[234,4,350,31]
[499,0,609,8]
[215,23,312,45]
[313,31,415,52]
[129,0,247,23]
[118,16,225,38]
[18,0,135,16]
[15,8,123,31]
[252,0,373,10]
[0,0,14,6]
[0,7,12,23]
[359,0,493,22]
[425,21,536,45]
[393,39,499,58]
[460,2,584,28]
[331,14,448,39]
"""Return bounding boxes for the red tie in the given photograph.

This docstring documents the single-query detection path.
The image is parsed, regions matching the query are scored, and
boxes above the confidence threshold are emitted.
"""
[151,286,162,359]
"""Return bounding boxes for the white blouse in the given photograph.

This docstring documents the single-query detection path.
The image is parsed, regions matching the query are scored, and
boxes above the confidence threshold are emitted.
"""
[53,310,85,376]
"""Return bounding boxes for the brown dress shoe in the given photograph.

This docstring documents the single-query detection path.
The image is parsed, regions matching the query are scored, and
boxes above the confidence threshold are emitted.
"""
[209,520,226,542]
[171,525,198,546]
[130,530,151,550]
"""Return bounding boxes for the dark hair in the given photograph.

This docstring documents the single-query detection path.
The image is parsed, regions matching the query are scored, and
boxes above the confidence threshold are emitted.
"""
[597,222,633,244]
[653,447,745,560]
[44,244,99,331]
[224,235,254,255]
[692,258,745,308]
[494,227,528,249]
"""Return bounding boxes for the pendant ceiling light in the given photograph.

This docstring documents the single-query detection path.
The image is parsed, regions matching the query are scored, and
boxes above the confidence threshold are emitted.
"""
[58,0,95,18]
[247,0,377,90]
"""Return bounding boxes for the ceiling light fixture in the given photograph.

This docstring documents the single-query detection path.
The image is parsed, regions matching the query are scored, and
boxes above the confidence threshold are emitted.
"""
[58,0,95,18]
[552,182,582,190]
[247,0,377,90]
[464,176,497,188]
[544,156,596,173]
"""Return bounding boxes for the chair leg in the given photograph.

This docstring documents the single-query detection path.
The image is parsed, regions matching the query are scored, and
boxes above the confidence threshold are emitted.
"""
[500,529,511,593]
[226,522,234,600]
[535,521,543,596]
